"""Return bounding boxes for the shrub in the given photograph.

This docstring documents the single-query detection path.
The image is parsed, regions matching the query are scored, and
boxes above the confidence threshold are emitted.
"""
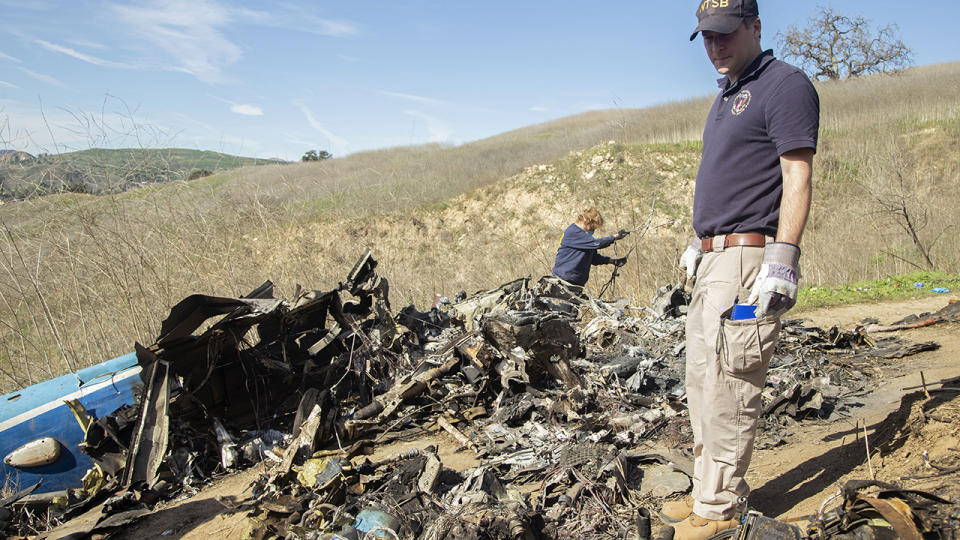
[188,169,214,180]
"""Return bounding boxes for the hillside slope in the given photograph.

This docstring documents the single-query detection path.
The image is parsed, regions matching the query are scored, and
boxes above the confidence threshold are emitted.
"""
[0,62,958,391]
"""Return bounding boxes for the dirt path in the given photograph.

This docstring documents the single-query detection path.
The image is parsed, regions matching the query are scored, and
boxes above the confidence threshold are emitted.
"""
[50,295,960,538]
[750,294,960,520]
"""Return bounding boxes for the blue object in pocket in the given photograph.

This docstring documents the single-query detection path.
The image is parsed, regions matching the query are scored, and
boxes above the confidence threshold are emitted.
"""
[730,303,757,320]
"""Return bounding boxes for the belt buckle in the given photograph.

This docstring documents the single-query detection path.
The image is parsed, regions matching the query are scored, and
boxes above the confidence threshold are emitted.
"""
[712,234,726,252]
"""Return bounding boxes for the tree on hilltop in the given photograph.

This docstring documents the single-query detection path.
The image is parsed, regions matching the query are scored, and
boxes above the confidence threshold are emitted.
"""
[777,6,913,81]
[302,149,332,162]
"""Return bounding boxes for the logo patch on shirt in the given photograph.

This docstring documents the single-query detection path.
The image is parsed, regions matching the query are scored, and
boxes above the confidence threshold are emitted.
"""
[731,90,751,116]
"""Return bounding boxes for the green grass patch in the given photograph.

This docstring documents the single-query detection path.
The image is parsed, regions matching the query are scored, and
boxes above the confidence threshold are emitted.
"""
[795,271,960,311]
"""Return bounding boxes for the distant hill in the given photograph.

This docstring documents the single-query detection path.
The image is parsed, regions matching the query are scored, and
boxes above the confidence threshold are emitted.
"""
[0,148,287,200]
[0,150,35,164]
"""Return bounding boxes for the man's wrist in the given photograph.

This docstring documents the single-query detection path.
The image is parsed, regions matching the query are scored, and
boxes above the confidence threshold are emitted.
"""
[763,242,800,268]
[772,241,800,250]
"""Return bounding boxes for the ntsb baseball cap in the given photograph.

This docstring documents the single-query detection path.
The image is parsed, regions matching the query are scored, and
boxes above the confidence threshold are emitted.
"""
[690,0,759,41]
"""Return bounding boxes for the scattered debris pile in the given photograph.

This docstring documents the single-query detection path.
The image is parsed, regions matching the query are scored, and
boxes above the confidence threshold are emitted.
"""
[694,480,960,540]
[4,252,954,539]
[864,299,960,333]
[735,379,960,540]
[811,480,960,540]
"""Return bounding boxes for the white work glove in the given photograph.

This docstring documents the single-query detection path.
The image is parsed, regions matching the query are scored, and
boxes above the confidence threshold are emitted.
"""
[748,242,801,318]
[678,239,702,283]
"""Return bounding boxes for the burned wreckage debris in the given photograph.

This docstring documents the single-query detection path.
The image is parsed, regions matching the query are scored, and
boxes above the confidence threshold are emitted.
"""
[8,251,957,539]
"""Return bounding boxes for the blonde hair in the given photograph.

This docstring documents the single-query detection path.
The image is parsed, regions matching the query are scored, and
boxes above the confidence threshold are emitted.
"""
[577,207,604,231]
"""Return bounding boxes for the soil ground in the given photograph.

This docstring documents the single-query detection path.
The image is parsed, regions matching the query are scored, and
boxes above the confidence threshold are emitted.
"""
[45,295,960,539]
[748,295,960,522]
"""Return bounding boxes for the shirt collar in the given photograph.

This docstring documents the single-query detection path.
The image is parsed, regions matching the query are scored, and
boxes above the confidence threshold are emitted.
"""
[716,49,776,93]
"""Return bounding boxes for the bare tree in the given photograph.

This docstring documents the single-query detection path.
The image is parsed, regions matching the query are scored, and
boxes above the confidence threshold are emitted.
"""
[777,6,913,80]
[860,145,949,271]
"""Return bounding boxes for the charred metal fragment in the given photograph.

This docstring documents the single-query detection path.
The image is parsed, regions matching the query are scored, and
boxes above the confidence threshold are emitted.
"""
[24,252,958,540]
[122,350,170,489]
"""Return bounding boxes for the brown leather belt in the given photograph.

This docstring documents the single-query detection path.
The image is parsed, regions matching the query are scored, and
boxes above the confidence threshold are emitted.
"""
[701,233,767,252]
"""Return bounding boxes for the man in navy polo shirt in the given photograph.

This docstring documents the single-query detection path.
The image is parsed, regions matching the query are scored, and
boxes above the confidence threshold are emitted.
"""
[663,1,819,539]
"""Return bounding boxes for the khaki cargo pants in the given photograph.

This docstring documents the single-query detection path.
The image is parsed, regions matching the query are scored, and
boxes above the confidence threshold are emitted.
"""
[685,245,780,520]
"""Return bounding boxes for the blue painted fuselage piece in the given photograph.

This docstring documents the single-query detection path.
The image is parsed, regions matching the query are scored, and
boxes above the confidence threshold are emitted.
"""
[0,353,142,493]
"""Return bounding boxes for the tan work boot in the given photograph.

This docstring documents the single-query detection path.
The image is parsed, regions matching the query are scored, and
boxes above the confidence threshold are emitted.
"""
[659,495,695,523]
[673,513,738,540]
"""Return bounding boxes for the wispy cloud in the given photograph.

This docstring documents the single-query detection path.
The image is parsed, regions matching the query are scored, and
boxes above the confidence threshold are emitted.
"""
[0,80,18,88]
[173,112,218,133]
[231,104,263,116]
[293,100,348,149]
[111,0,241,83]
[209,94,265,116]
[35,40,131,68]
[298,17,356,37]
[107,1,356,84]
[18,68,65,87]
[0,0,51,10]
[235,6,358,37]
[403,110,452,143]
[378,90,446,106]
[284,134,323,148]
[67,39,107,50]
[529,105,548,112]
[0,50,23,63]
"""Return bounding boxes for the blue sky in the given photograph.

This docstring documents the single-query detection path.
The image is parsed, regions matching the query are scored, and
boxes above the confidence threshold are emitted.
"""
[1,1,957,161]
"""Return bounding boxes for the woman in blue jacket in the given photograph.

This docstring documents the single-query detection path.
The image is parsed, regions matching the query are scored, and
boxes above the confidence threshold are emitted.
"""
[551,207,627,287]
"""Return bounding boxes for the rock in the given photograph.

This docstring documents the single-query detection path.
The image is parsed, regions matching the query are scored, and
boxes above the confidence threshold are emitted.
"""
[639,464,691,497]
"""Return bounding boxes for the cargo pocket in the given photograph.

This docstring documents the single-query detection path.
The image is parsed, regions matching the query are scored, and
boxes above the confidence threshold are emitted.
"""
[716,308,780,375]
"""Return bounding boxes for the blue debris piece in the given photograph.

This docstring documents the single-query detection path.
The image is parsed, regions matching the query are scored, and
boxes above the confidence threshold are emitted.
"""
[931,287,950,293]
[0,353,142,493]
[914,282,924,289]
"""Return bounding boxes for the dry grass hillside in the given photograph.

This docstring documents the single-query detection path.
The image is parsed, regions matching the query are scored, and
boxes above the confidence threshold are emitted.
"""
[1,62,959,392]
